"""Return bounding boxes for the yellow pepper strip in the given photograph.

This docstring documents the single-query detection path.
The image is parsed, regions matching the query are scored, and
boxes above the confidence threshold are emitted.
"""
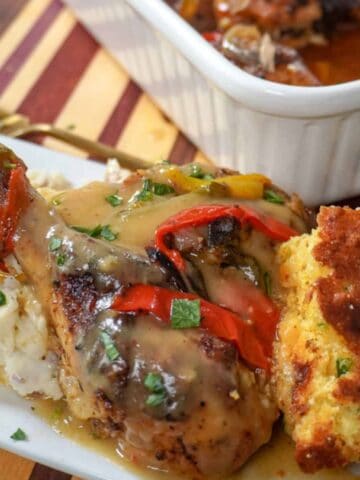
[165,168,270,200]
[213,174,270,199]
[165,168,211,193]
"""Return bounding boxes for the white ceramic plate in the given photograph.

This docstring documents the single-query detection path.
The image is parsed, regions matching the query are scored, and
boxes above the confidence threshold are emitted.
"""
[0,135,138,480]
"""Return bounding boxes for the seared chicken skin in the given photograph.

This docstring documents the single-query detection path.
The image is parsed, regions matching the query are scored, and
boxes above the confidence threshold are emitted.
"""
[0,146,298,478]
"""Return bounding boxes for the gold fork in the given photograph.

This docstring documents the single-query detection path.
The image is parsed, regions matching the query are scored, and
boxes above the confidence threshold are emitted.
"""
[0,108,151,170]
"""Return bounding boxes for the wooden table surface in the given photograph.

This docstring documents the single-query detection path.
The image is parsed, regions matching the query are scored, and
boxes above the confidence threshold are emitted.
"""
[0,0,207,479]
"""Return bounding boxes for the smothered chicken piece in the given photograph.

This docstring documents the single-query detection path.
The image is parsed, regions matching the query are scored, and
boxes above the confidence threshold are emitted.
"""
[275,207,360,473]
[0,145,281,478]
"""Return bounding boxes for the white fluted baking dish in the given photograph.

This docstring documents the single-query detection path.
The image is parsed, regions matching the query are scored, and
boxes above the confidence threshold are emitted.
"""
[64,0,360,205]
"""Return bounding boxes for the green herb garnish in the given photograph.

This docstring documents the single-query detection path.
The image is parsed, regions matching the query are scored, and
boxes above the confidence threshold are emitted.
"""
[71,224,117,241]
[171,299,201,329]
[56,254,66,266]
[135,178,154,202]
[100,225,117,241]
[72,225,102,237]
[144,372,164,392]
[11,428,27,441]
[152,183,175,196]
[336,358,352,377]
[100,331,120,361]
[3,161,17,169]
[137,190,153,202]
[188,164,214,180]
[144,373,166,407]
[66,123,76,131]
[264,189,285,204]
[146,393,166,407]
[263,272,272,297]
[134,178,174,202]
[49,237,62,251]
[0,290,6,306]
[105,194,123,207]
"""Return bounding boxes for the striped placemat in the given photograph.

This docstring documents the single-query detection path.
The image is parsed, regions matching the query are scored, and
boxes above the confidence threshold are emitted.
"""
[0,0,207,479]
[0,0,208,166]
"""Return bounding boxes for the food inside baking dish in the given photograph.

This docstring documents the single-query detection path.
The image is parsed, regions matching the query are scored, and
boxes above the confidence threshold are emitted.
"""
[166,0,360,86]
[0,143,358,479]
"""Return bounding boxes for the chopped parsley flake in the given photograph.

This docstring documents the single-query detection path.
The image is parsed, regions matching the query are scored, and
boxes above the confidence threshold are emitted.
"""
[71,224,117,241]
[11,428,27,441]
[144,373,166,407]
[189,164,214,180]
[152,183,175,196]
[105,194,123,207]
[264,189,285,204]
[336,357,352,377]
[100,331,120,361]
[134,178,175,202]
[49,237,62,251]
[144,372,164,392]
[72,225,102,237]
[263,272,272,297]
[0,290,6,306]
[171,299,201,329]
[137,189,153,202]
[56,254,66,266]
[146,393,166,407]
[100,225,117,241]
[136,179,154,202]
[66,123,76,131]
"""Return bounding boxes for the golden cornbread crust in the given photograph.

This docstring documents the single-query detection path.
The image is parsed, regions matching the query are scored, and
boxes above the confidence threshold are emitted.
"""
[314,207,360,360]
[275,207,360,473]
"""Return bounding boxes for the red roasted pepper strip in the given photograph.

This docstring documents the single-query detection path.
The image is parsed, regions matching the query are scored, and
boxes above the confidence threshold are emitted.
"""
[154,204,298,271]
[112,284,279,371]
[0,164,31,256]
[0,261,9,273]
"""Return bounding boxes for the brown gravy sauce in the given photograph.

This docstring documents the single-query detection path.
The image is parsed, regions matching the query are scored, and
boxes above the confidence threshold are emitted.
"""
[31,398,357,480]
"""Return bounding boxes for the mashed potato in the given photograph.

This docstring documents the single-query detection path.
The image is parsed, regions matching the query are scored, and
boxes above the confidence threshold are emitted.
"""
[0,168,72,400]
[0,269,62,399]
[275,207,360,473]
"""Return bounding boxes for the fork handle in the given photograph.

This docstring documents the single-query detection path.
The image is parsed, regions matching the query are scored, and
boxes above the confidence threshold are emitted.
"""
[11,123,152,170]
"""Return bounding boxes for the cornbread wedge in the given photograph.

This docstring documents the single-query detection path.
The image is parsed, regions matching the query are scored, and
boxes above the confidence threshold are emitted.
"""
[275,206,360,473]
